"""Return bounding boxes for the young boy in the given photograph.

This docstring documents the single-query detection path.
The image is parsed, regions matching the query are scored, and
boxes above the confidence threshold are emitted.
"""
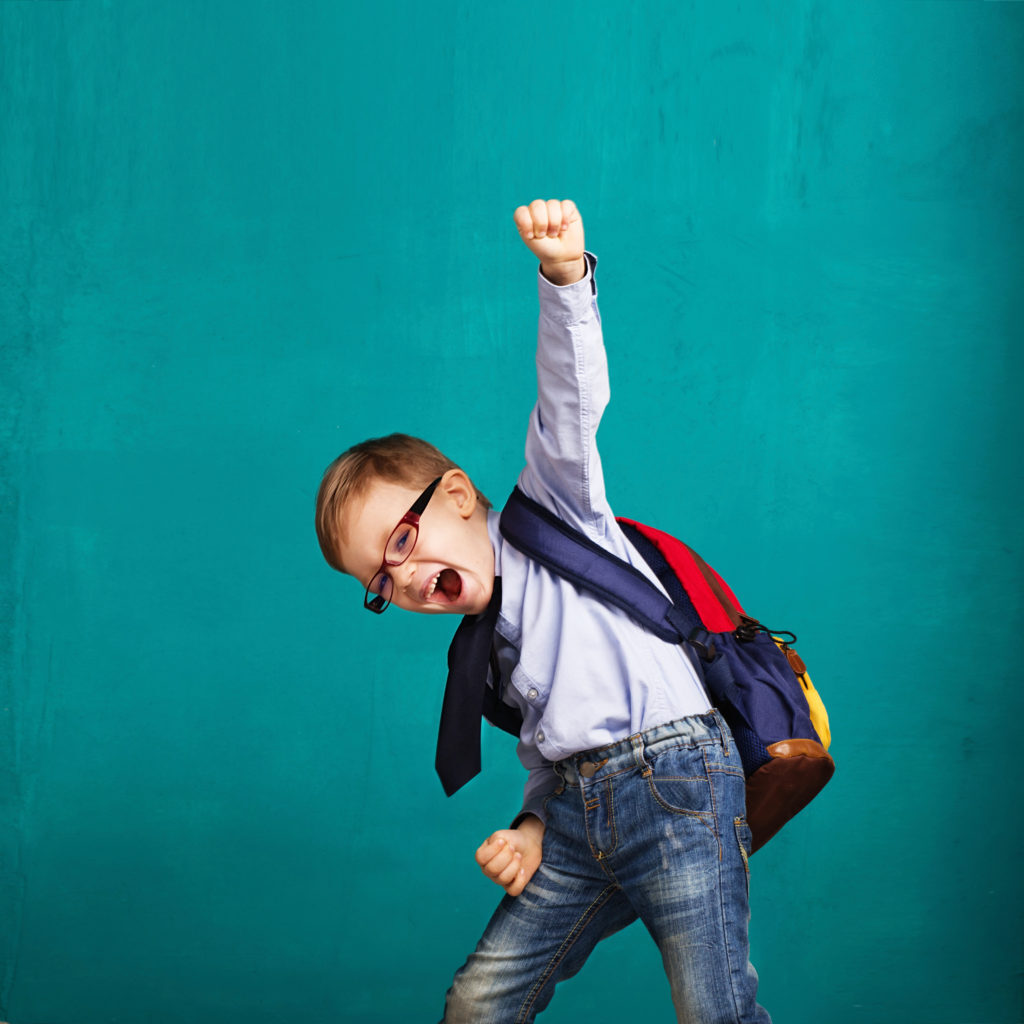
[315,199,771,1023]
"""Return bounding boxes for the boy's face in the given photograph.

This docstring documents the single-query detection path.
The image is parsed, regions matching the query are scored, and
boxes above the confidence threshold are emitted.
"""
[341,470,496,616]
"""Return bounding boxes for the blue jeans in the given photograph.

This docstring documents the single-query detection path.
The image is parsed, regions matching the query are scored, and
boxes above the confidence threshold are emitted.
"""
[442,712,771,1023]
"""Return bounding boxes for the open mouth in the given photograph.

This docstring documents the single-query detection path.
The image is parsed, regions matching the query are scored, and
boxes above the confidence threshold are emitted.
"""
[425,568,463,603]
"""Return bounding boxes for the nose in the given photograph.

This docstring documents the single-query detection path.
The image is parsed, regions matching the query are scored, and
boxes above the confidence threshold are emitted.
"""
[394,558,418,592]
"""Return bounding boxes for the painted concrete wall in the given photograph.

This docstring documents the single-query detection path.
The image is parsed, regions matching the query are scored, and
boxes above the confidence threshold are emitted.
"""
[2,2,1021,1021]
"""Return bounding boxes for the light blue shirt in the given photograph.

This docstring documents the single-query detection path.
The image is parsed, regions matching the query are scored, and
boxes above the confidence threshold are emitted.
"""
[487,253,711,823]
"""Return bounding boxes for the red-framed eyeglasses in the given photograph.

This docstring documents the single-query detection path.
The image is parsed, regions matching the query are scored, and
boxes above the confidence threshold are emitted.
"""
[363,476,443,614]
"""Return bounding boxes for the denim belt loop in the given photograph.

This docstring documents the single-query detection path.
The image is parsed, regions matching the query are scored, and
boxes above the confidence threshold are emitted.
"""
[711,708,731,757]
[630,733,653,778]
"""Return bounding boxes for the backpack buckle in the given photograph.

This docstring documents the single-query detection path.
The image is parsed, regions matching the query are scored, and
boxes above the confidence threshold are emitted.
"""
[735,616,760,643]
[687,627,717,662]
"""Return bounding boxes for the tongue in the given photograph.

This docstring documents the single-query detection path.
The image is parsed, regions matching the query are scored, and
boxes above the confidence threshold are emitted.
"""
[437,569,462,600]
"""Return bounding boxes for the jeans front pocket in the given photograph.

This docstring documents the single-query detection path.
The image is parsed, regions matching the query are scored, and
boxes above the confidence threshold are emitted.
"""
[644,746,715,821]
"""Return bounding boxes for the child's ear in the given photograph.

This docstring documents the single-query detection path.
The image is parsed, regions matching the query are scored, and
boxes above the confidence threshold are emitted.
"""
[440,469,478,520]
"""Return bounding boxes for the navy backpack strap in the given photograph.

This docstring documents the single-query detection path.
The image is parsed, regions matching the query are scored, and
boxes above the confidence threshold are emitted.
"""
[499,487,694,645]
[499,487,752,718]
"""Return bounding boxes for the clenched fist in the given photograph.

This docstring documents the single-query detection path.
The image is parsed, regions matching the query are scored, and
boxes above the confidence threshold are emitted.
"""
[513,199,586,286]
[475,814,545,897]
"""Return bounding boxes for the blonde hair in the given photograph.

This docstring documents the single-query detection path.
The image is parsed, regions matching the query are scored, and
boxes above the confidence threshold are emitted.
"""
[315,433,491,573]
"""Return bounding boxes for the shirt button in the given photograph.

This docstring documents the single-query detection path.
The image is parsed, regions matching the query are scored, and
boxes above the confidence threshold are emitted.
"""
[536,729,545,744]
[527,688,539,701]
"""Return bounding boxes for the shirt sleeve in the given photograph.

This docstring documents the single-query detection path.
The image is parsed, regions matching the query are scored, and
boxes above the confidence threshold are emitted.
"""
[518,252,620,543]
[512,760,560,828]
[490,634,559,826]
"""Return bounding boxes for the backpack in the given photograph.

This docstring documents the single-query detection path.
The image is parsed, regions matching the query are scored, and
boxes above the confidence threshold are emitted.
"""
[498,486,833,853]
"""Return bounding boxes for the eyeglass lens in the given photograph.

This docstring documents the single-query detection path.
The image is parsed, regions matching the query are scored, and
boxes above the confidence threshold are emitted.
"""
[367,521,420,602]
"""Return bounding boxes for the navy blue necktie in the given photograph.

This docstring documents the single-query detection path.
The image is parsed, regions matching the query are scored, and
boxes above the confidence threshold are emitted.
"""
[435,579,521,796]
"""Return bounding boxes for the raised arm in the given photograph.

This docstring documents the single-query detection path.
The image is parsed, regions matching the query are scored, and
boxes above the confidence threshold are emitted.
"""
[513,198,614,535]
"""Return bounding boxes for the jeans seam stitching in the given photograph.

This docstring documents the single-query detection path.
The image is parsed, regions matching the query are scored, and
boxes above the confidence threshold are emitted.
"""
[604,779,618,857]
[718,816,746,1023]
[516,884,621,1023]
[705,748,724,860]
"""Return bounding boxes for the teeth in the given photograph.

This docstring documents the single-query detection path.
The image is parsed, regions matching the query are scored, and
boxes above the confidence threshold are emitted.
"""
[426,572,441,598]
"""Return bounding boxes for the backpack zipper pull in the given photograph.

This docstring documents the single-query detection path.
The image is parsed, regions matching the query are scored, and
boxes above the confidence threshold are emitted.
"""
[784,647,807,676]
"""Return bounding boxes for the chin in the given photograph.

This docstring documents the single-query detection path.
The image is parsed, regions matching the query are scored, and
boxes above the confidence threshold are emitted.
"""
[468,578,494,615]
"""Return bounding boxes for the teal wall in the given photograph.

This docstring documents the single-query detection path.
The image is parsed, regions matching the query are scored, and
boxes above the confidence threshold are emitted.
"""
[2,2,1022,1022]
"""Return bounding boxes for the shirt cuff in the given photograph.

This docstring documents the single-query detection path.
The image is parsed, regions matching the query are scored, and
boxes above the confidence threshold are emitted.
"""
[511,763,560,828]
[537,251,598,325]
